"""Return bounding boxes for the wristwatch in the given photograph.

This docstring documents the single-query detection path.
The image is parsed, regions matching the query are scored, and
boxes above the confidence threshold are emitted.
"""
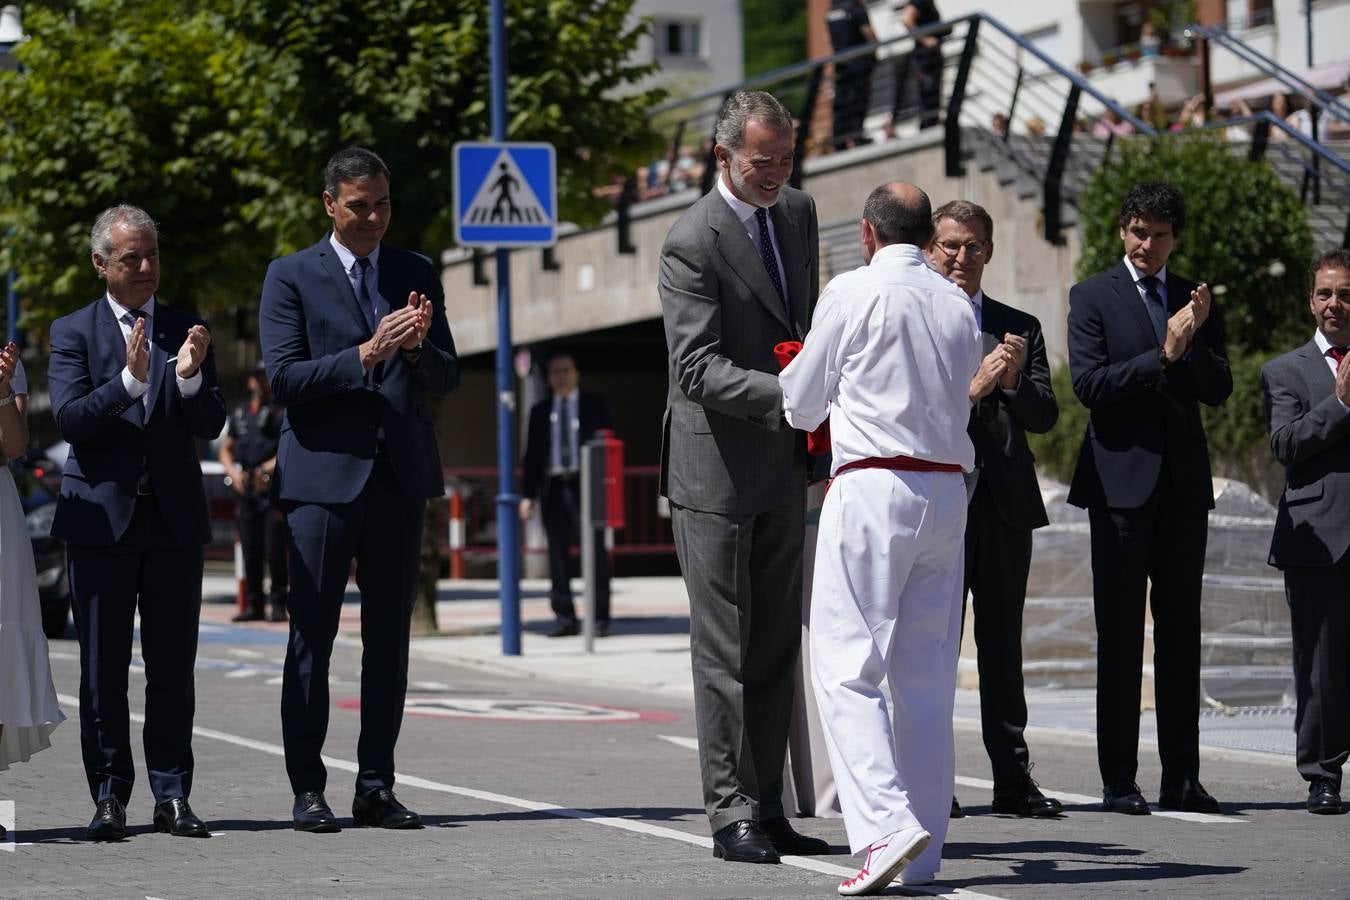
[0,391,15,407]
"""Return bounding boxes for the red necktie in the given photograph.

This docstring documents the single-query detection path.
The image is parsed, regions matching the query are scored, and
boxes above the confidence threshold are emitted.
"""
[1331,346,1348,371]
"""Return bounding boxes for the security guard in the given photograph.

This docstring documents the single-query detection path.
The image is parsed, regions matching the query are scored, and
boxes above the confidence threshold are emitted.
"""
[219,363,288,622]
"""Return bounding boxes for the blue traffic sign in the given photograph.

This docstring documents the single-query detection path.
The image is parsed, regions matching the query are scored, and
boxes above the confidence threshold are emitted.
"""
[453,142,557,247]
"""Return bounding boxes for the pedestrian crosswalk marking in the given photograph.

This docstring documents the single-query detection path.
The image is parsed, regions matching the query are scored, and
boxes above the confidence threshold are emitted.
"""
[461,148,548,226]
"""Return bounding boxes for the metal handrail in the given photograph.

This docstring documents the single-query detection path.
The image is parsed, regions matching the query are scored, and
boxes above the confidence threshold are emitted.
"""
[649,12,1153,135]
[1190,112,1350,176]
[1187,22,1350,124]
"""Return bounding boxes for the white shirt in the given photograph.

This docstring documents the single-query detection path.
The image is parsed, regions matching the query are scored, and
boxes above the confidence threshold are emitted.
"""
[106,295,202,415]
[1313,329,1350,412]
[780,243,981,474]
[716,177,788,301]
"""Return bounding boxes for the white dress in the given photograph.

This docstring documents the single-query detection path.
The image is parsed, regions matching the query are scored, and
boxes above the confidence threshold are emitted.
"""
[0,359,65,770]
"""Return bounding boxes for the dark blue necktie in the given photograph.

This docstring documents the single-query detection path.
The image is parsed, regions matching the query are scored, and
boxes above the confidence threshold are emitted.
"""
[1138,274,1167,344]
[121,307,151,489]
[355,257,378,331]
[755,207,791,325]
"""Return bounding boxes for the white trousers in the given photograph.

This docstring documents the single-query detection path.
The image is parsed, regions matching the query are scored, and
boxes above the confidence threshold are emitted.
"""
[810,468,966,874]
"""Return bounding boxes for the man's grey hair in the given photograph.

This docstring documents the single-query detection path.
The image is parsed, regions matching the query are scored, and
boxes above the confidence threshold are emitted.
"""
[932,199,994,243]
[324,146,391,197]
[90,204,158,258]
[714,90,794,151]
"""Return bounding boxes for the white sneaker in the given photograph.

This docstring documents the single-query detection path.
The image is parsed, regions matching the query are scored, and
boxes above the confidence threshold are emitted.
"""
[899,871,936,885]
[837,826,932,896]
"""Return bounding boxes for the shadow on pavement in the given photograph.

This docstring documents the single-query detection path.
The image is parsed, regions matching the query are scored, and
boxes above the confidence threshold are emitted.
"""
[945,839,1246,887]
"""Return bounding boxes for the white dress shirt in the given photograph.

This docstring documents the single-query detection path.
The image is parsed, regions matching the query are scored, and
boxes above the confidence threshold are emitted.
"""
[1313,329,1350,412]
[780,243,982,474]
[106,295,202,416]
[1122,256,1169,341]
[328,234,384,319]
[550,390,580,474]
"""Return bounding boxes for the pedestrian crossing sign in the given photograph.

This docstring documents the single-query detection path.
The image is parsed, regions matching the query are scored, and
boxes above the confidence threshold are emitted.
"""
[453,142,557,248]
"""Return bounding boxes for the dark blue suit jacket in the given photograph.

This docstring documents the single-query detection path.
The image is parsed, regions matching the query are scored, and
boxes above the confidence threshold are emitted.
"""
[520,391,613,502]
[258,236,459,504]
[1066,261,1232,511]
[48,298,227,546]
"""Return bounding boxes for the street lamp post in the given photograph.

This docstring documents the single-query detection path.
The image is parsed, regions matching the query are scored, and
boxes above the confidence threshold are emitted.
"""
[0,5,25,345]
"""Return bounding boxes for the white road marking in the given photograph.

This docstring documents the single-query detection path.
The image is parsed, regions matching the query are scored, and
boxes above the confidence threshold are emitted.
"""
[51,695,1004,898]
[412,681,451,690]
[265,676,284,686]
[224,669,261,679]
[668,735,1239,826]
[227,648,264,658]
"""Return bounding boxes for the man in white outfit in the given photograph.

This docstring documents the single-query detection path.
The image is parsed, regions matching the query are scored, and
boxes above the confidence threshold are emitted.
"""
[779,183,981,895]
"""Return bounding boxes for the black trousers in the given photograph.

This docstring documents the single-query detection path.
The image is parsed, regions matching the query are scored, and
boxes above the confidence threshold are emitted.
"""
[1285,550,1350,787]
[831,60,874,150]
[963,480,1034,789]
[912,46,943,129]
[541,474,610,624]
[237,489,289,612]
[68,496,203,805]
[1088,481,1208,791]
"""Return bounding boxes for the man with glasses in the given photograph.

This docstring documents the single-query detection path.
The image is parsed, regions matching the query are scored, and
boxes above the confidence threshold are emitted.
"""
[926,201,1063,819]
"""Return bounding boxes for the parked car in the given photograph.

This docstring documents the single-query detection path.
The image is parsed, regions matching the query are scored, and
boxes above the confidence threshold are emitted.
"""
[10,459,70,639]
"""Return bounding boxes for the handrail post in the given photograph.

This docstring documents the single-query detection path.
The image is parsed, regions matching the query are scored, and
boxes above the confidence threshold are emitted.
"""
[1043,83,1080,245]
[792,67,823,190]
[617,174,636,255]
[1005,67,1024,142]
[945,17,981,178]
[1250,118,1270,161]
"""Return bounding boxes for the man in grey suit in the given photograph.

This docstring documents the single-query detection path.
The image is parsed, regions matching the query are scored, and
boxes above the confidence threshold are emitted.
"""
[925,200,1063,818]
[1261,247,1350,816]
[658,89,827,863]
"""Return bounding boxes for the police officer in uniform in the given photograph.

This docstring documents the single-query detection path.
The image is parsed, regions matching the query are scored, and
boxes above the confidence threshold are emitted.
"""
[219,363,289,622]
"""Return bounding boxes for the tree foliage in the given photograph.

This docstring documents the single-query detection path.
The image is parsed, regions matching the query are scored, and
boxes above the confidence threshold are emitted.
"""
[0,0,665,331]
[1075,133,1312,357]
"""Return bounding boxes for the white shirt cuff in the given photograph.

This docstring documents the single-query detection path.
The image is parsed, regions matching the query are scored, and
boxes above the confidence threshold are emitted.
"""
[176,368,203,398]
[122,366,149,399]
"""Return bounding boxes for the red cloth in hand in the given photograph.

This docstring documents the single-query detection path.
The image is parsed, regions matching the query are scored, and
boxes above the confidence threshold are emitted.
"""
[773,341,831,456]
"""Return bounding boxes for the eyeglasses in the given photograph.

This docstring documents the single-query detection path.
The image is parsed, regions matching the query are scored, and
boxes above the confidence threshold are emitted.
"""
[934,240,987,259]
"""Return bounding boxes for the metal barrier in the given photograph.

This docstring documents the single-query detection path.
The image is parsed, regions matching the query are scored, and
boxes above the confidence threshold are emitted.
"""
[436,465,674,572]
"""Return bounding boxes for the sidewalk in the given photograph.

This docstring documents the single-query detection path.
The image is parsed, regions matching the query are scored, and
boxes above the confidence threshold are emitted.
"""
[200,573,1297,759]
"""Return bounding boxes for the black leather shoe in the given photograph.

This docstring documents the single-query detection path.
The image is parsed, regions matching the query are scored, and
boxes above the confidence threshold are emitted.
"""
[760,816,830,855]
[352,788,422,829]
[268,606,289,623]
[293,791,340,833]
[548,621,580,638]
[153,798,209,837]
[711,820,779,863]
[1307,778,1343,815]
[86,797,127,841]
[1158,779,1221,814]
[1103,783,1151,815]
[595,621,611,638]
[993,779,1064,817]
[950,796,964,818]
[232,609,266,623]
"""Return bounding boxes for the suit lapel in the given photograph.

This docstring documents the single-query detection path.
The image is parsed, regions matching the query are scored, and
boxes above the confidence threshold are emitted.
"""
[770,198,805,339]
[317,238,373,336]
[1110,262,1160,346]
[1298,339,1337,397]
[707,193,793,334]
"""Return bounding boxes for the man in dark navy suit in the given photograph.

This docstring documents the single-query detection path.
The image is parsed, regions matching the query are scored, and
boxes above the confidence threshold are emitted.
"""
[259,147,459,833]
[925,200,1063,819]
[48,204,226,840]
[519,351,613,637]
[1066,181,1232,816]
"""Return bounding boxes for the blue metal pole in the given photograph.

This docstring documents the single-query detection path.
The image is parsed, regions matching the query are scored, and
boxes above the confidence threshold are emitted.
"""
[490,0,522,656]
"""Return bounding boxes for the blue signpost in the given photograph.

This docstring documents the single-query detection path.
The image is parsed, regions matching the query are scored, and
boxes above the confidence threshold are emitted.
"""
[452,0,558,656]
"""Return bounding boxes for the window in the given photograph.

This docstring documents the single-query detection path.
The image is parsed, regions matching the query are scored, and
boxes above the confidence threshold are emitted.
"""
[655,19,702,59]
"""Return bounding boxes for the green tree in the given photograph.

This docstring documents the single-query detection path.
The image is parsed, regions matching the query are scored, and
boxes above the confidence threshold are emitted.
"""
[742,0,807,78]
[0,0,665,330]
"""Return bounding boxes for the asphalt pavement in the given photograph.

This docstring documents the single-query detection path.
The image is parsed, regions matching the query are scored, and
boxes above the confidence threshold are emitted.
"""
[1,575,1345,900]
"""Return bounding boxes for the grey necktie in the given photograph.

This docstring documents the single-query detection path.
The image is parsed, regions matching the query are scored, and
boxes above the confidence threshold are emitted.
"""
[1138,275,1167,344]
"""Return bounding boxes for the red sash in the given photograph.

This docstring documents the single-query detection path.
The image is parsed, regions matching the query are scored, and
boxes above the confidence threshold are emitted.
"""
[829,455,963,492]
